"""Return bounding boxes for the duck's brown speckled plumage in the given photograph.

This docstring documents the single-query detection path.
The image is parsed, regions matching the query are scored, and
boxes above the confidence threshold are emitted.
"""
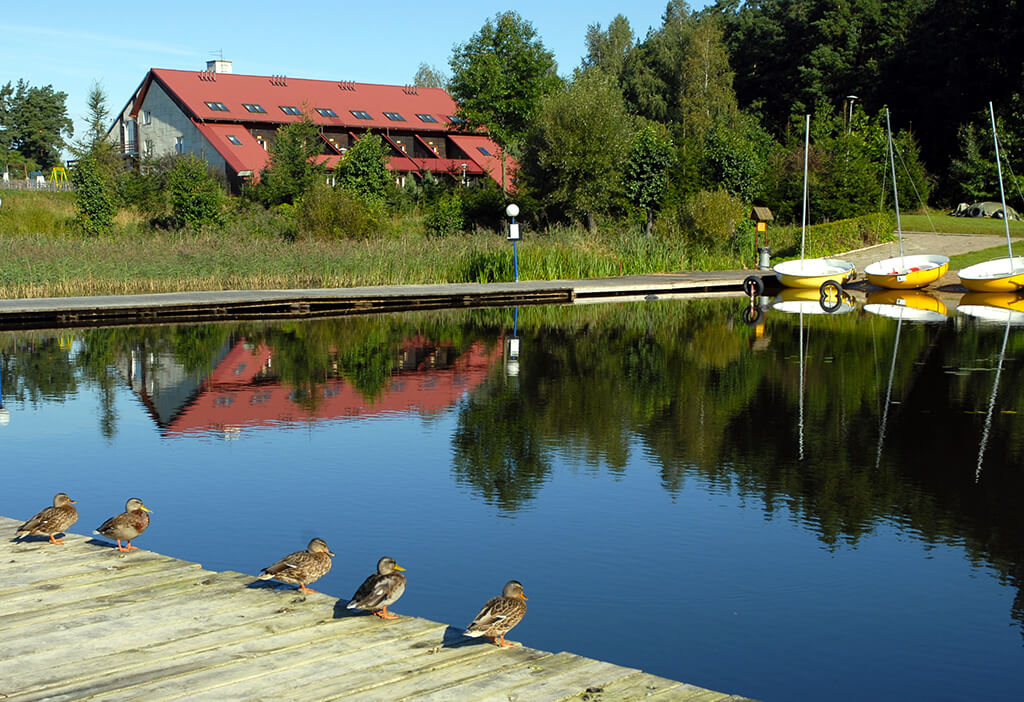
[95,498,152,552]
[464,580,528,647]
[346,556,407,619]
[258,538,335,594]
[16,493,79,544]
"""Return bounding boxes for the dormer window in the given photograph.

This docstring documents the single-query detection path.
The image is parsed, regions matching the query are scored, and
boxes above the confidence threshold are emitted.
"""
[204,101,229,111]
[279,105,302,115]
[416,113,438,123]
[383,112,405,121]
[226,135,242,145]
[350,110,372,120]
[316,107,339,117]
[243,103,266,113]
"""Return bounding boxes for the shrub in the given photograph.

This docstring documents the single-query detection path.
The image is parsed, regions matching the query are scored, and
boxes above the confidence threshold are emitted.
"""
[677,189,748,252]
[424,192,464,237]
[295,181,380,239]
[167,155,225,229]
[70,154,115,236]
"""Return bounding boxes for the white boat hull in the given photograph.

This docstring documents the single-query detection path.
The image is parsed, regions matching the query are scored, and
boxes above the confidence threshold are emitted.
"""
[773,258,857,289]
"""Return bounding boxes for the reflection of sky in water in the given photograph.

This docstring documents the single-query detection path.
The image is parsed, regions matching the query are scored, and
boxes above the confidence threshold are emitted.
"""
[1,307,1023,702]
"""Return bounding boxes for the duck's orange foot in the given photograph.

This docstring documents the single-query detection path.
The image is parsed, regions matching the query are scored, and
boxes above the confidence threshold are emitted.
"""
[298,585,317,594]
[116,541,139,552]
[492,636,519,648]
[49,535,66,545]
[374,609,399,620]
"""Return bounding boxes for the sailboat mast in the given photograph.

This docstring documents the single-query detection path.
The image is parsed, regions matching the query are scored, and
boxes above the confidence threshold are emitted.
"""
[886,109,905,265]
[801,115,810,262]
[989,101,1015,268]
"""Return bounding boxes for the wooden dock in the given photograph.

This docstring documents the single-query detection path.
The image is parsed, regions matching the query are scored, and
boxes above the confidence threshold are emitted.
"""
[0,516,756,701]
[0,272,761,331]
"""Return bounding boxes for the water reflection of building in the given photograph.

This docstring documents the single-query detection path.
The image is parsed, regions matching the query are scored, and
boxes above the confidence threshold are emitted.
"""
[115,336,500,437]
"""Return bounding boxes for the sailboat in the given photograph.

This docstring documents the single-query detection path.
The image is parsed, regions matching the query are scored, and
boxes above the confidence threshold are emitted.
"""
[957,102,1024,292]
[773,115,858,291]
[864,109,949,289]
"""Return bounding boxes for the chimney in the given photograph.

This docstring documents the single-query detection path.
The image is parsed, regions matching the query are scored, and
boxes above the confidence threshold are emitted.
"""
[206,59,233,74]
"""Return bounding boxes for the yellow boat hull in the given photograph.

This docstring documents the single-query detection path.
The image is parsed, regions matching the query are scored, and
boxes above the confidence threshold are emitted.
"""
[773,258,857,289]
[864,254,950,289]
[958,257,1024,292]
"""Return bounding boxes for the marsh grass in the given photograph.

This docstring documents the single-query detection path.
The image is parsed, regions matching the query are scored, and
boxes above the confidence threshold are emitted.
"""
[0,189,902,298]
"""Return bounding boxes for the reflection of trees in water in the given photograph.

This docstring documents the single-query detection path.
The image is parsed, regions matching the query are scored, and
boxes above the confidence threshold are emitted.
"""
[4,302,1024,638]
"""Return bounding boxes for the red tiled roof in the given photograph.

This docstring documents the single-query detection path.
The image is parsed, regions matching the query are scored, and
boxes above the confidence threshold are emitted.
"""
[448,134,516,185]
[145,69,461,132]
[194,122,269,174]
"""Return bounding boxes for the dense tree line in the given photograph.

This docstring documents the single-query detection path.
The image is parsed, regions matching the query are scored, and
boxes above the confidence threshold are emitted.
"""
[8,0,1023,246]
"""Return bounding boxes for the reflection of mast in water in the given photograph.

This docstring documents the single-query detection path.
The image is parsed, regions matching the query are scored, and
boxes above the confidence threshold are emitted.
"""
[798,311,805,461]
[875,307,905,469]
[976,315,1011,483]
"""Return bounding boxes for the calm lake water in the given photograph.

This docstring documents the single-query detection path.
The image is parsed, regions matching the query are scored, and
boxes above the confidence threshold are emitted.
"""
[2,295,1023,701]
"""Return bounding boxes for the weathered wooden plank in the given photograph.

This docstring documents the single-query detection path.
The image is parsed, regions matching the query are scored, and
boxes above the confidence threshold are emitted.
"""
[0,571,268,669]
[338,645,555,701]
[82,617,445,700]
[171,624,489,700]
[0,564,209,630]
[391,650,618,702]
[469,654,638,702]
[0,514,754,702]
[5,599,336,699]
[0,552,199,613]
[262,632,508,701]
[557,671,686,700]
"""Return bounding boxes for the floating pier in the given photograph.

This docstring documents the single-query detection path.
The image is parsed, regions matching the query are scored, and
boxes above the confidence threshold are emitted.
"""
[0,272,757,331]
[0,516,756,701]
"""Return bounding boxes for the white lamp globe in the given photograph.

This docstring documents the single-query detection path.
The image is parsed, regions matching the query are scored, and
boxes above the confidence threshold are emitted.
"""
[505,203,520,218]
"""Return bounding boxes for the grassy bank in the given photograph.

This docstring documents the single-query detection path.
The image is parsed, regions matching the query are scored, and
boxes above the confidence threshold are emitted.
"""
[1,189,897,298]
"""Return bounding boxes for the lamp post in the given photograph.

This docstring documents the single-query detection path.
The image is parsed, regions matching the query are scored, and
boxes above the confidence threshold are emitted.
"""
[506,203,521,282]
[0,353,9,427]
[846,95,858,134]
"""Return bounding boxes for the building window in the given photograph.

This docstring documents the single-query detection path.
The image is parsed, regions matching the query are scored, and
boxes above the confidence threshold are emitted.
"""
[447,115,465,124]
[477,146,491,156]
[279,105,302,115]
[350,110,372,120]
[315,107,338,117]
[204,101,229,111]
[383,111,405,121]
[226,135,242,145]
[256,136,267,150]
[175,136,184,154]
[416,113,438,123]
[142,110,152,125]
[242,103,266,113]
[144,139,153,156]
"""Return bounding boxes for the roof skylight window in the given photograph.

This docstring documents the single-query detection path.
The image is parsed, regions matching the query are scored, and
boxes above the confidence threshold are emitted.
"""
[242,103,266,113]
[350,110,372,120]
[383,112,406,121]
[477,146,491,156]
[204,101,229,111]
[416,113,438,123]
[226,135,243,145]
[316,107,339,117]
[279,105,302,115]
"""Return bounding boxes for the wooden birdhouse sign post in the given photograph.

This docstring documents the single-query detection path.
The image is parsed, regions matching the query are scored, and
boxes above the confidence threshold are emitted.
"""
[750,207,774,269]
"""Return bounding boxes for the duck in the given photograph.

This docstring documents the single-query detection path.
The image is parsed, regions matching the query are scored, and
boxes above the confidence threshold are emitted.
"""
[464,580,528,647]
[346,556,407,619]
[16,492,79,544]
[94,498,152,552]
[258,538,335,593]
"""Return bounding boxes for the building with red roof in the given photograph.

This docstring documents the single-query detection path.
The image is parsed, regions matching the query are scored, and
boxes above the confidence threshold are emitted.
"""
[108,60,513,191]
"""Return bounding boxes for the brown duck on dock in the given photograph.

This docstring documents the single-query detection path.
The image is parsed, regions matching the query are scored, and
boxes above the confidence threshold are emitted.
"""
[16,492,79,544]
[258,537,335,593]
[346,556,407,619]
[464,580,528,647]
[94,498,152,552]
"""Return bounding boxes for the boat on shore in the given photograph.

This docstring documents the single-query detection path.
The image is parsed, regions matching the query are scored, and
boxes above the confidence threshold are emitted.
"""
[957,103,1024,292]
[774,115,857,291]
[865,109,949,289]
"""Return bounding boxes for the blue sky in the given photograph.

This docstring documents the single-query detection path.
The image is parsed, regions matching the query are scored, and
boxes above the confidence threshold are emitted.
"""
[2,1,707,151]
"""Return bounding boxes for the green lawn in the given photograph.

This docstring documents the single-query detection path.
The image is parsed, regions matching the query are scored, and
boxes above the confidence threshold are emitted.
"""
[900,210,1024,236]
